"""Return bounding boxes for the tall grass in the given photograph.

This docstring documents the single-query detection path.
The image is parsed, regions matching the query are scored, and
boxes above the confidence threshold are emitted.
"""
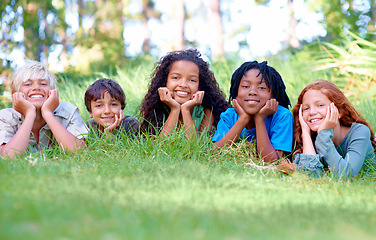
[1,40,376,239]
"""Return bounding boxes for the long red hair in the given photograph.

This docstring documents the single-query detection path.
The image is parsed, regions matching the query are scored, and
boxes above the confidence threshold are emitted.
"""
[292,80,376,155]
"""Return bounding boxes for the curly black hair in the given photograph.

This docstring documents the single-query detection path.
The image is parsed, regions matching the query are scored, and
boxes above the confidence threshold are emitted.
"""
[229,61,291,109]
[140,49,230,135]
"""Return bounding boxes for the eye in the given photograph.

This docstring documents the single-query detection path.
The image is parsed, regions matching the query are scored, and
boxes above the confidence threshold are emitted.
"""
[111,103,119,107]
[41,82,48,86]
[190,79,197,83]
[95,104,102,108]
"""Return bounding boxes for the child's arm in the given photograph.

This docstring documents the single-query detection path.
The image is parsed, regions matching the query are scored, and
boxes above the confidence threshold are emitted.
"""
[41,89,86,150]
[0,92,36,158]
[299,105,316,155]
[158,87,181,136]
[103,109,126,138]
[181,91,205,138]
[253,99,281,162]
[215,99,250,148]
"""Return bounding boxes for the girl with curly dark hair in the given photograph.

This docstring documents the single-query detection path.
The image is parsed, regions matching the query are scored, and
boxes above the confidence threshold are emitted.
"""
[293,80,376,178]
[139,49,230,137]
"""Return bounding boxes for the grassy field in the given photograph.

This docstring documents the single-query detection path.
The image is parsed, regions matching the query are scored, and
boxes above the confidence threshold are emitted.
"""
[0,55,375,239]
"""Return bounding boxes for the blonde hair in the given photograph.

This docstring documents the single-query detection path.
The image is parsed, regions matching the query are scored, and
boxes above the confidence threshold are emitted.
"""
[11,60,57,92]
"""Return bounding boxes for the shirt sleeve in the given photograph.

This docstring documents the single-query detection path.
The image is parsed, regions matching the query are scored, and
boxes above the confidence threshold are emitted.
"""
[211,109,235,142]
[0,109,21,145]
[121,116,140,136]
[315,127,369,179]
[66,109,89,139]
[293,153,324,177]
[269,108,293,153]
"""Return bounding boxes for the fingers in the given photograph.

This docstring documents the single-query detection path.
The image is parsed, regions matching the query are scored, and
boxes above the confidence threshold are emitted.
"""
[191,91,204,105]
[158,87,171,101]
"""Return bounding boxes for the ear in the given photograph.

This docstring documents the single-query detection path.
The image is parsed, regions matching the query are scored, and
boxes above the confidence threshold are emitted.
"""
[89,112,93,118]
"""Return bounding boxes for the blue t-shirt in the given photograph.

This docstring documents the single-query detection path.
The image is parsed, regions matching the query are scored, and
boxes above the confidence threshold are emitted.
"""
[211,106,293,152]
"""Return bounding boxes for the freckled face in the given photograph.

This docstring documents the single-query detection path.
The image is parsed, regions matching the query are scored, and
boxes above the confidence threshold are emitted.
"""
[89,91,122,128]
[301,89,332,132]
[166,60,199,105]
[18,78,51,108]
[236,69,272,115]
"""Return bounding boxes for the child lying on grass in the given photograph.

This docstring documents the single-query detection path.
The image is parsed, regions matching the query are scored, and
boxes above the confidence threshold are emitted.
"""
[292,80,376,178]
[212,61,293,163]
[0,60,87,159]
[84,78,139,138]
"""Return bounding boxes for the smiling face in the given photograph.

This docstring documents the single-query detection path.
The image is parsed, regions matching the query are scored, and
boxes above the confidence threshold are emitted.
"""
[18,78,51,109]
[301,89,332,132]
[236,69,272,115]
[89,91,122,129]
[166,60,199,105]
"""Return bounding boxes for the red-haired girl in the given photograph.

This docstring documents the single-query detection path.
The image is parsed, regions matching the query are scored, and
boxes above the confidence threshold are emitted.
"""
[292,80,376,178]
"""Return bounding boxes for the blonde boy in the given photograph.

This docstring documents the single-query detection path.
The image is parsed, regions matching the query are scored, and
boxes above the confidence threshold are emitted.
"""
[0,60,88,158]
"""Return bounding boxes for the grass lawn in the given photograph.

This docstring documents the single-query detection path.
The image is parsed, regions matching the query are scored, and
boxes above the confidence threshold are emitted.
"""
[1,57,375,239]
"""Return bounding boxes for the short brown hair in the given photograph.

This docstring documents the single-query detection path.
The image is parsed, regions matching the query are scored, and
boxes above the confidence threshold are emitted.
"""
[84,78,126,112]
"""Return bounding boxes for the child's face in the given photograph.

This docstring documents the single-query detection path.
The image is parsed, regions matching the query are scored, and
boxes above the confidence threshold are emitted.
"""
[166,60,199,104]
[236,69,272,115]
[301,89,332,132]
[18,78,51,109]
[89,91,122,128]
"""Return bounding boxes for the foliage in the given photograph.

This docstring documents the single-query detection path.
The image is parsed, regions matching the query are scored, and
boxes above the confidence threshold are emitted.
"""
[311,31,376,98]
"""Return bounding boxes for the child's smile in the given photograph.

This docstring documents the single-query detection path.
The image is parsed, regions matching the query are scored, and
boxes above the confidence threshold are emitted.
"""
[301,89,332,132]
[236,69,272,115]
[18,79,51,108]
[89,91,122,128]
[166,60,199,105]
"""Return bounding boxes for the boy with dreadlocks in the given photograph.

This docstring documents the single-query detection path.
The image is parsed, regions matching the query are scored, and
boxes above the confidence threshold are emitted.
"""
[212,61,293,162]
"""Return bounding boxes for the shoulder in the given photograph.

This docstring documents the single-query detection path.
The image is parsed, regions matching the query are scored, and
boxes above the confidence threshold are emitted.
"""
[123,115,139,125]
[221,108,236,116]
[349,123,371,137]
[54,101,79,119]
[0,108,22,124]
[276,105,292,116]
[270,106,292,123]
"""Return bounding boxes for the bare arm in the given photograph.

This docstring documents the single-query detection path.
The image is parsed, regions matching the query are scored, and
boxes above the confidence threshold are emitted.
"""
[158,87,181,136]
[254,99,280,162]
[181,91,205,139]
[215,99,250,148]
[0,92,36,158]
[299,105,316,155]
[41,89,86,151]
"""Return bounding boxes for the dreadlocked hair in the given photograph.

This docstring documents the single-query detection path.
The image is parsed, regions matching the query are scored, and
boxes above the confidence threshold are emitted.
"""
[139,49,230,135]
[229,61,291,109]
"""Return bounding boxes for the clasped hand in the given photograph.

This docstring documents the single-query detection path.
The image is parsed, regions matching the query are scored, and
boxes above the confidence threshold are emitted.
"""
[158,87,204,111]
[12,89,60,119]
[233,98,278,121]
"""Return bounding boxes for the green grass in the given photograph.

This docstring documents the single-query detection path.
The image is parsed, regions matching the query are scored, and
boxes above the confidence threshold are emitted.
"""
[1,54,376,239]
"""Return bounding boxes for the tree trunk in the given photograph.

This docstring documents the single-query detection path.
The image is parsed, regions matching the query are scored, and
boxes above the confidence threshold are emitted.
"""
[209,0,224,60]
[142,0,151,53]
[287,0,299,48]
[172,0,185,50]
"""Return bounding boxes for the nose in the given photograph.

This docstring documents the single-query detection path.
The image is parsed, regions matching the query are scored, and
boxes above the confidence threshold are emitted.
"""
[178,78,188,87]
[247,86,257,95]
[309,106,317,115]
[32,82,41,90]
[104,104,110,113]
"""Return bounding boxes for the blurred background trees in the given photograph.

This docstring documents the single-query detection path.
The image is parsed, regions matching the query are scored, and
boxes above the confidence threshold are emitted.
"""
[1,0,376,75]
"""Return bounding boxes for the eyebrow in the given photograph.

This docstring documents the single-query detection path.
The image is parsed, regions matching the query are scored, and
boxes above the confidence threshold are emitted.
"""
[170,72,198,78]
